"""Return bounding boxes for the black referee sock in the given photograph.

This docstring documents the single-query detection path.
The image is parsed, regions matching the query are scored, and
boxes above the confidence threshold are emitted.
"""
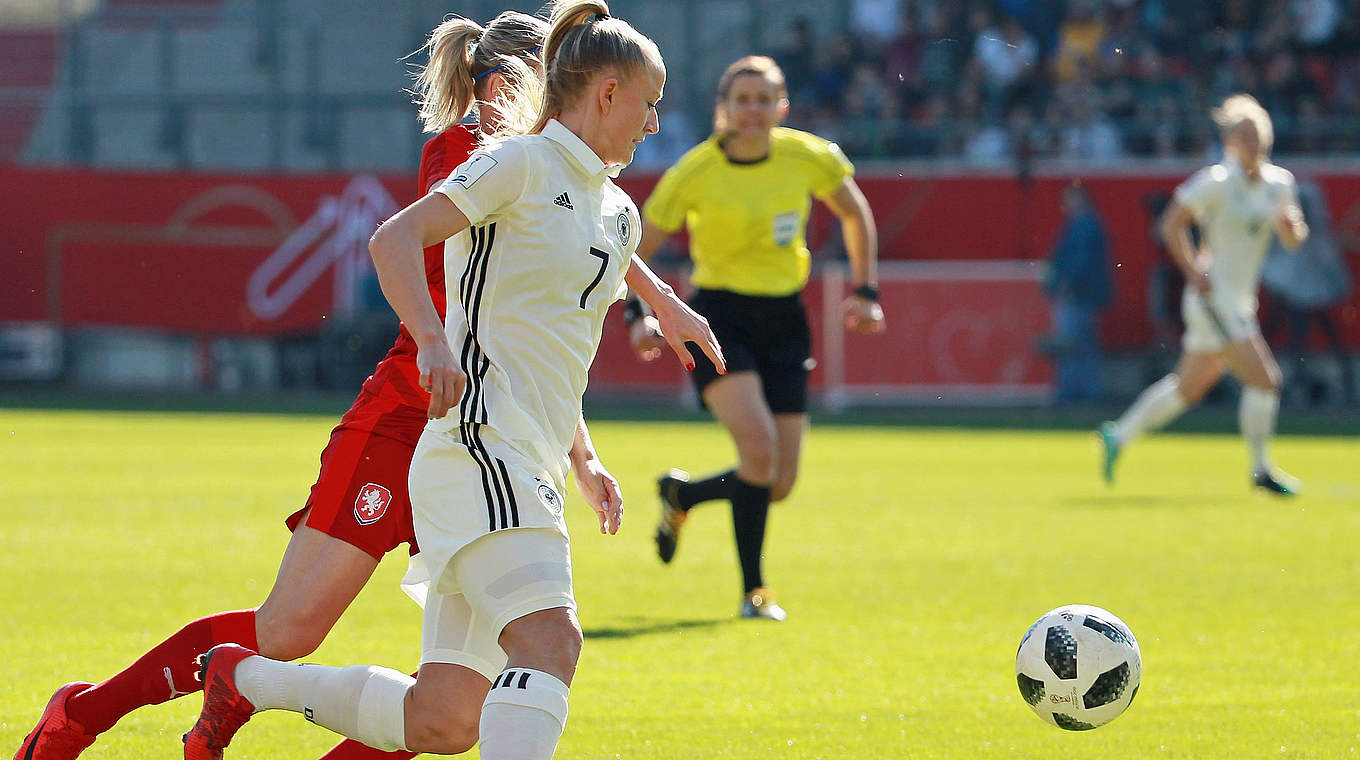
[676,469,736,509]
[730,476,772,594]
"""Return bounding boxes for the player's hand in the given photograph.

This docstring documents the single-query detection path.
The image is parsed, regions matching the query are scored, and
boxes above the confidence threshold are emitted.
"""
[416,339,465,419]
[629,315,667,362]
[650,295,726,375]
[572,457,623,535]
[842,295,885,335]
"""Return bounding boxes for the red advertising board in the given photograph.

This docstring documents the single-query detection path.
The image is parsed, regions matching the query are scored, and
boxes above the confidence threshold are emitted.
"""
[3,165,1358,397]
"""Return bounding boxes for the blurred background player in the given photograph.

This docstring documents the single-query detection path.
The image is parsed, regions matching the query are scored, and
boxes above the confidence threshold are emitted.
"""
[11,12,548,760]
[1042,180,1114,404]
[1099,94,1310,496]
[180,2,724,759]
[627,55,884,621]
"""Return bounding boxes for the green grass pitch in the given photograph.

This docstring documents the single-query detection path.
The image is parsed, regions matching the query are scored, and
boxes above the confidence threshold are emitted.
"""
[2,408,1357,758]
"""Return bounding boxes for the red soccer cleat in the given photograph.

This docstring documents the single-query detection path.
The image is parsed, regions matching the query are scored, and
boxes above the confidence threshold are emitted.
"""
[182,645,258,760]
[13,682,97,760]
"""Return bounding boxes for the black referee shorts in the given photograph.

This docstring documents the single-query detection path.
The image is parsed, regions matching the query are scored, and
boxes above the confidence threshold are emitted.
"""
[684,288,812,414]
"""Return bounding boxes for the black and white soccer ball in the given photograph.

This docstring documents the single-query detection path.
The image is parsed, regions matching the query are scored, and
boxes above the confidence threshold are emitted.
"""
[1015,604,1141,730]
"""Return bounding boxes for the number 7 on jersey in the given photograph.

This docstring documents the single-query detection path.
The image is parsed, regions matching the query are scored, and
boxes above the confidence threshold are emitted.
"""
[579,247,609,308]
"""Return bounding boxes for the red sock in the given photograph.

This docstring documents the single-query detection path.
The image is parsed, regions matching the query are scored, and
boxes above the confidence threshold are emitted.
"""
[316,671,420,760]
[65,609,258,734]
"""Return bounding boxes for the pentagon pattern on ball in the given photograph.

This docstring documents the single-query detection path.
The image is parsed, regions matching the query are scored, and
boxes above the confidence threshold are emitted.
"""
[1052,713,1097,731]
[1016,673,1045,707]
[1044,625,1079,679]
[1083,662,1130,708]
[1083,614,1135,646]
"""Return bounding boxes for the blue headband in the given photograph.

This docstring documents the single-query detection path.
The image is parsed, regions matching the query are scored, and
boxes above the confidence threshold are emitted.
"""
[473,45,543,81]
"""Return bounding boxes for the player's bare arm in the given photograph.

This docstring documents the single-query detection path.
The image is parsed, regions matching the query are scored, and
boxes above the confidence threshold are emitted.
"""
[823,178,885,335]
[625,255,727,374]
[1276,202,1309,250]
[624,219,671,360]
[1159,201,1210,293]
[569,414,623,535]
[369,193,472,418]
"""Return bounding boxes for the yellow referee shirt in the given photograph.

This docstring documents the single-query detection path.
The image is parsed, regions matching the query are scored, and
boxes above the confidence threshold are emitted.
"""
[642,127,854,297]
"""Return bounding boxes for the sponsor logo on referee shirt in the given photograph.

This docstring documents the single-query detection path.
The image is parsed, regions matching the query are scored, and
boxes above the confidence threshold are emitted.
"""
[354,483,392,525]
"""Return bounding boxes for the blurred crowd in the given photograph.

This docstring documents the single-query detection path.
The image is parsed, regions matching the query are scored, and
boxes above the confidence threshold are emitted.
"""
[772,0,1360,162]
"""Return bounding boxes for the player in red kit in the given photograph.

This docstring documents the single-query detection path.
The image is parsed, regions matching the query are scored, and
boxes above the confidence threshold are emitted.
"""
[13,12,547,760]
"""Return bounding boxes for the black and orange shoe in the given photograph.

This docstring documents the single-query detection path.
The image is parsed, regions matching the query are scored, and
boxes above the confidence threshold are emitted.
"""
[654,469,690,564]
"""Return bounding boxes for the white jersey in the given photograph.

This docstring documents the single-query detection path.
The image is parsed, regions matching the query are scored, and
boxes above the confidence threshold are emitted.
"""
[1174,158,1299,311]
[431,119,636,483]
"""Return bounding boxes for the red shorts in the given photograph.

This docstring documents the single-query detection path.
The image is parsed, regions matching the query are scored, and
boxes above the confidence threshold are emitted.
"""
[286,390,428,560]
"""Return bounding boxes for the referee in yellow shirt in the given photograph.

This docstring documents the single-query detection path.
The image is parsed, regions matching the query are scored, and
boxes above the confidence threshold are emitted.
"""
[628,55,884,620]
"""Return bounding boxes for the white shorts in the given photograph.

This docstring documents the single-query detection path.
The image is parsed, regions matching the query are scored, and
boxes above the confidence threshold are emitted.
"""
[1181,289,1259,354]
[405,528,574,681]
[404,424,575,681]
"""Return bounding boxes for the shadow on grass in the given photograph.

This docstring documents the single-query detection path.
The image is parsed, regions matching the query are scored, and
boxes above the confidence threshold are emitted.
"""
[1060,494,1208,509]
[583,617,725,640]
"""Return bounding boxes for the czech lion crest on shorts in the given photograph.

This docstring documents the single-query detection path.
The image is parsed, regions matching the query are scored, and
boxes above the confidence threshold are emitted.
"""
[354,482,392,525]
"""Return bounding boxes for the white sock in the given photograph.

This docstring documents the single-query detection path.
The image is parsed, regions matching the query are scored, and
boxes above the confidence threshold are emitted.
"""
[1113,375,1187,445]
[478,668,570,760]
[234,657,412,752]
[1239,386,1279,474]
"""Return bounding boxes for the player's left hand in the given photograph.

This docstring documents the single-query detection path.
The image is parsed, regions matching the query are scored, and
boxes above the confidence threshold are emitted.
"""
[651,295,727,375]
[572,457,623,535]
[842,295,885,335]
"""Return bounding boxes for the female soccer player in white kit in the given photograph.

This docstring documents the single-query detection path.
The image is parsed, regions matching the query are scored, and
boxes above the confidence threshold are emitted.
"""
[1099,94,1309,495]
[180,2,724,759]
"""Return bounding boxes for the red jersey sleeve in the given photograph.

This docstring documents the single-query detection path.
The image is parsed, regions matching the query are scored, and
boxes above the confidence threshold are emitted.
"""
[413,125,480,323]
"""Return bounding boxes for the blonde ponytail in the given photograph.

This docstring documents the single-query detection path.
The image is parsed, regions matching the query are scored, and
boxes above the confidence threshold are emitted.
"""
[412,11,550,134]
[492,0,662,138]
[413,16,484,133]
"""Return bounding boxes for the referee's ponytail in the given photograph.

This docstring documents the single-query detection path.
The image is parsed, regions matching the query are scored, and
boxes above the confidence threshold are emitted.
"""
[411,12,548,134]
[495,0,662,137]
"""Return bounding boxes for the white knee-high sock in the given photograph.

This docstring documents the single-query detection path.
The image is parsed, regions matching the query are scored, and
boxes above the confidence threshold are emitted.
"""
[233,657,412,752]
[1239,386,1279,474]
[478,668,570,760]
[1112,375,1188,445]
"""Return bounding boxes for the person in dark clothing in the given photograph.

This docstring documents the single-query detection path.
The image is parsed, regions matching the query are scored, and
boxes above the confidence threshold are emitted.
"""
[1044,181,1113,403]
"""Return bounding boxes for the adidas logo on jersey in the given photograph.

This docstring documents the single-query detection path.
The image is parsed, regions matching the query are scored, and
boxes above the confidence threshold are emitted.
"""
[553,192,573,210]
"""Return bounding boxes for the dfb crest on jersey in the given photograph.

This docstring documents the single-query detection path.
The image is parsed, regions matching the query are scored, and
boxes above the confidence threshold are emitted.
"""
[616,212,631,246]
[354,483,392,525]
[535,479,563,515]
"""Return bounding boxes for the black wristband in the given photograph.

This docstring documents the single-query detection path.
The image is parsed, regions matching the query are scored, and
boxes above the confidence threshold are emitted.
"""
[852,284,880,301]
[622,296,645,327]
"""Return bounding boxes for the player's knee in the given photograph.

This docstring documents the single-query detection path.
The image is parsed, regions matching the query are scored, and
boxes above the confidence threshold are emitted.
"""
[735,435,778,482]
[499,609,583,677]
[254,605,328,661]
[405,689,479,754]
[770,471,798,502]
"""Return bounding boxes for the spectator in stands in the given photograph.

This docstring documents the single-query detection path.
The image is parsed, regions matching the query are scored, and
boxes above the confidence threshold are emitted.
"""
[850,0,904,55]
[1053,0,1105,82]
[1059,97,1125,160]
[1043,181,1113,403]
[973,9,1039,115]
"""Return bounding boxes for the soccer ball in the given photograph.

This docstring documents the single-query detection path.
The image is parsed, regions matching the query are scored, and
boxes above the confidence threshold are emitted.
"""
[1015,604,1141,730]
